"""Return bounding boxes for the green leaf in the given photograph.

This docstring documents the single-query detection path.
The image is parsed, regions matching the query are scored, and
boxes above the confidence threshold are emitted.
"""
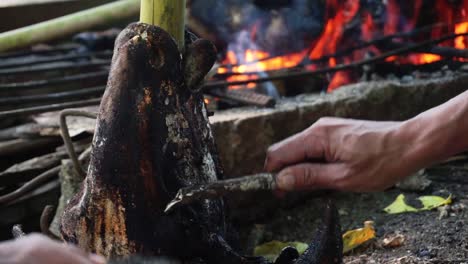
[254,241,308,262]
[419,195,452,210]
[384,194,452,214]
[383,194,418,214]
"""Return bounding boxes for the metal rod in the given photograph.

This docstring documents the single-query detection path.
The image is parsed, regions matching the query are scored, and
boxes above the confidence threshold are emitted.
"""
[204,32,468,89]
[0,50,112,70]
[0,71,108,93]
[0,98,101,119]
[40,205,60,240]
[0,46,78,60]
[59,109,98,178]
[0,86,105,106]
[0,60,110,77]
[0,166,61,205]
[218,22,457,69]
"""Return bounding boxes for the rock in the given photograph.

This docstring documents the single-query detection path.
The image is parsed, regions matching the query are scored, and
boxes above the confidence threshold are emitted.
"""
[396,169,431,191]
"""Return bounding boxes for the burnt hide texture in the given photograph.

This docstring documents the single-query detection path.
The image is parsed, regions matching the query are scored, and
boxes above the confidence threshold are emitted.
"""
[60,23,229,259]
[61,23,343,264]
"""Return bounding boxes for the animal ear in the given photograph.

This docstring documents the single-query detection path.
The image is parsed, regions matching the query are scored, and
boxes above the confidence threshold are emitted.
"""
[183,39,217,92]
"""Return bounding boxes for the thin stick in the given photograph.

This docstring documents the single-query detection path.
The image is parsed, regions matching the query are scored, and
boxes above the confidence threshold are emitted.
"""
[140,0,186,51]
[204,32,468,89]
[60,110,98,178]
[165,173,276,212]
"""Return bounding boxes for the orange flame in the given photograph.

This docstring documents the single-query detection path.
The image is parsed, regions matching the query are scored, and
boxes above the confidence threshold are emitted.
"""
[217,0,468,92]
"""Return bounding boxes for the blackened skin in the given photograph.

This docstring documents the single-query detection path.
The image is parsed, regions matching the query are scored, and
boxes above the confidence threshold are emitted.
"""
[61,22,342,264]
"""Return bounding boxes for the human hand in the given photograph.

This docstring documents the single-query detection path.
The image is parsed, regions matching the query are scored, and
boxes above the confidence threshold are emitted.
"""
[0,234,106,264]
[264,117,421,192]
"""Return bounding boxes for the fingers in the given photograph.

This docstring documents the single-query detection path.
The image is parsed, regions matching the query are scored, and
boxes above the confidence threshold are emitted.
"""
[59,244,106,264]
[275,163,345,191]
[11,234,106,264]
[264,128,328,172]
[88,254,107,264]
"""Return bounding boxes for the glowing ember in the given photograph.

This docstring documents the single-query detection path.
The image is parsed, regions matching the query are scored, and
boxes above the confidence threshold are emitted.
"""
[455,22,468,49]
[217,0,468,92]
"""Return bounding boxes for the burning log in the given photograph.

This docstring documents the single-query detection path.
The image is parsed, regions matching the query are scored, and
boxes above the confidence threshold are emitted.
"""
[59,13,342,264]
[205,32,468,89]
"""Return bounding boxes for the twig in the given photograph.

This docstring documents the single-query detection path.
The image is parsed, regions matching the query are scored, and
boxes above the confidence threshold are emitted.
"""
[203,32,468,89]
[60,110,98,178]
[165,173,277,212]
[12,225,26,238]
[40,205,60,240]
[0,166,61,205]
[0,98,101,119]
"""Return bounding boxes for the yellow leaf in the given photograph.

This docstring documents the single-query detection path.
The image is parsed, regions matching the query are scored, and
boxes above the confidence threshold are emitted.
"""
[254,241,308,262]
[384,194,452,214]
[342,221,376,253]
[418,195,452,210]
[383,194,419,214]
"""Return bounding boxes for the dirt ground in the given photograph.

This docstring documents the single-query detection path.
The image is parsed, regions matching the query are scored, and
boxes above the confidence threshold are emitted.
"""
[234,161,468,263]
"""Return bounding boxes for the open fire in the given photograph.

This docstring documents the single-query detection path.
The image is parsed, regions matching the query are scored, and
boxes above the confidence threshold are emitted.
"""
[211,0,468,92]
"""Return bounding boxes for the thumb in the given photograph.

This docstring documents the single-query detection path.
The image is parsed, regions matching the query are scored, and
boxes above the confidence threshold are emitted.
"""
[276,163,344,191]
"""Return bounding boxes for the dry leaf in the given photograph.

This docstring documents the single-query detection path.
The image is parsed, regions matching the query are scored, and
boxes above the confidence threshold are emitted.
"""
[342,221,376,253]
[382,233,405,248]
[255,221,377,259]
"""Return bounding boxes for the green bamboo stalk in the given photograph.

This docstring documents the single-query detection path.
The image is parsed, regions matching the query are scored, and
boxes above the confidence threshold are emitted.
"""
[0,0,140,52]
[140,0,186,51]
